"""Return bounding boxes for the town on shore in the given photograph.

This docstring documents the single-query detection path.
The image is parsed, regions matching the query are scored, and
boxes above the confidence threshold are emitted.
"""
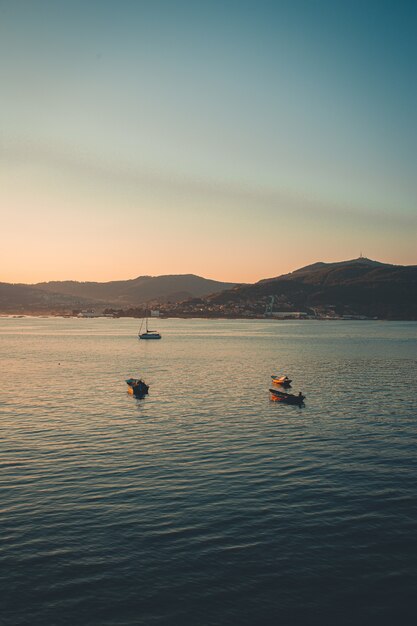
[5,303,377,321]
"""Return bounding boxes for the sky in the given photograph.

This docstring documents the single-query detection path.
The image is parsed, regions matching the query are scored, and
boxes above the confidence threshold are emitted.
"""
[1,0,416,283]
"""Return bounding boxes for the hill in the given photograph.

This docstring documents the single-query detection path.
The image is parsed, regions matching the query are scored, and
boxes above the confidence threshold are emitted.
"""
[35,274,236,305]
[0,283,95,313]
[2,259,416,319]
[0,275,237,313]
[205,258,417,319]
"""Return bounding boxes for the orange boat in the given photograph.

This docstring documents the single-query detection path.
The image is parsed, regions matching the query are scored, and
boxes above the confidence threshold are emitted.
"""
[271,375,292,387]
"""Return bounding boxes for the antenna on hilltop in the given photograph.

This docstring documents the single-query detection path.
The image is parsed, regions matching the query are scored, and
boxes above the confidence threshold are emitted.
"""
[359,251,363,259]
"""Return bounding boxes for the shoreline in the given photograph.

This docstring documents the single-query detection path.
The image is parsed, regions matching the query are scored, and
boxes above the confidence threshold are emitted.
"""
[1,313,416,322]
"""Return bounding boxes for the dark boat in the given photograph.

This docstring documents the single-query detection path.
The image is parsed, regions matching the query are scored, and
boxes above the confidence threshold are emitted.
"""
[269,388,305,405]
[271,374,292,387]
[126,378,149,398]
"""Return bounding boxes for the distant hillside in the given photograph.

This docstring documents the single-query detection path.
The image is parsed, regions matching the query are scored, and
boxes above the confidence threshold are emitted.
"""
[263,257,388,284]
[0,283,94,312]
[206,258,417,319]
[2,260,416,318]
[0,274,237,313]
[35,274,237,305]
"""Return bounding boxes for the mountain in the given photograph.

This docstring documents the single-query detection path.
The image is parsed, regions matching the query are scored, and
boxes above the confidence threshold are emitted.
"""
[0,275,237,313]
[205,258,417,319]
[0,283,95,312]
[35,274,237,305]
[2,259,416,318]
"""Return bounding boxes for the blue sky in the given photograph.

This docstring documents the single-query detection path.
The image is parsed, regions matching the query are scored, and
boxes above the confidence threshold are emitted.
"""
[1,0,416,282]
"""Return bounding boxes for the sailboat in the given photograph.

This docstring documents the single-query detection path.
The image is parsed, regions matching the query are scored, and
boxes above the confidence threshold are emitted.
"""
[138,316,161,340]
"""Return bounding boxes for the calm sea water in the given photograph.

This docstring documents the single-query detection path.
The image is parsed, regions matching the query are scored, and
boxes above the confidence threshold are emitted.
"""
[1,318,416,626]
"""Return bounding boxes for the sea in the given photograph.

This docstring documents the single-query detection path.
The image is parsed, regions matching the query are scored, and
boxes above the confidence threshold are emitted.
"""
[1,317,416,626]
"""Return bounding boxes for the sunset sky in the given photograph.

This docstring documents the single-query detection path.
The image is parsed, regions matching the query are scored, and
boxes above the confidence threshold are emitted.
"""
[1,0,416,283]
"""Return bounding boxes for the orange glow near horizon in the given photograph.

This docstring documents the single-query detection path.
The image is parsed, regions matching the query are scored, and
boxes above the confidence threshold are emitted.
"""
[1,168,416,285]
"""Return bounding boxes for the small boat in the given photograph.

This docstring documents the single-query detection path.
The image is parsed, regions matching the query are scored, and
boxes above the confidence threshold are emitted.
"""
[269,388,305,405]
[138,317,161,340]
[126,378,149,398]
[271,374,292,387]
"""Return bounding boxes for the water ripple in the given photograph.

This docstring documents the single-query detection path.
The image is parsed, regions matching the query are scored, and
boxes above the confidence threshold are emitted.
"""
[1,318,416,625]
